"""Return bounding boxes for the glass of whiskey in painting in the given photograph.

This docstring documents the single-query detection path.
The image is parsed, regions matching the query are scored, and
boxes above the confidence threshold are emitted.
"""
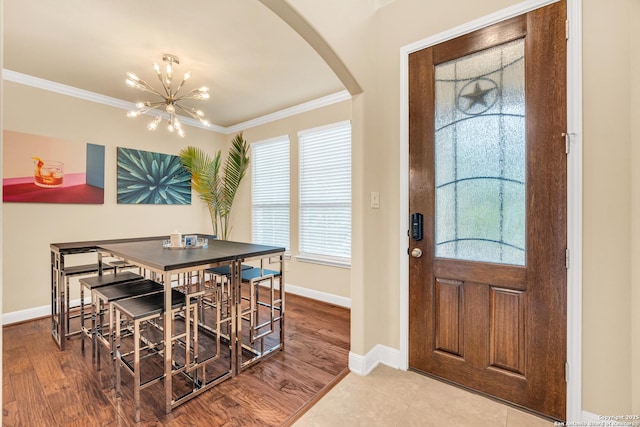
[33,158,64,188]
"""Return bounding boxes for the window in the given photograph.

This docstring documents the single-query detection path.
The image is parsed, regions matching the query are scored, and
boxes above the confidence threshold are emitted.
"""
[298,121,351,266]
[252,136,290,253]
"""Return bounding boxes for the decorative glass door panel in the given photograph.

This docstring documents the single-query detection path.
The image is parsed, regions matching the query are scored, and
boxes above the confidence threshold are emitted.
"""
[435,39,525,266]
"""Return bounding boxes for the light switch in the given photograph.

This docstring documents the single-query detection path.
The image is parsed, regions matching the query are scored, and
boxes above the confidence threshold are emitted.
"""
[371,191,380,209]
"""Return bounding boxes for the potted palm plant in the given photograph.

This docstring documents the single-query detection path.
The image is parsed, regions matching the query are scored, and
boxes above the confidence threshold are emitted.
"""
[179,133,250,240]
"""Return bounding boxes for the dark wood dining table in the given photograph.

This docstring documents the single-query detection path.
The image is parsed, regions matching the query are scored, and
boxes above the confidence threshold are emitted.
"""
[51,235,285,414]
[96,237,285,414]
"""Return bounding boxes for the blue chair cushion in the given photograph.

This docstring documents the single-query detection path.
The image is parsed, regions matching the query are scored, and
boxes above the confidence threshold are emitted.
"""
[205,264,252,277]
[241,267,281,282]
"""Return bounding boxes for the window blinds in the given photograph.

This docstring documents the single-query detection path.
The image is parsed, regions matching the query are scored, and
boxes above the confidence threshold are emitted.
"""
[298,121,351,262]
[252,136,290,252]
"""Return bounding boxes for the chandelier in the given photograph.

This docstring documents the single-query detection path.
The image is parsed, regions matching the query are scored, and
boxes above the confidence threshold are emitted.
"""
[125,54,210,138]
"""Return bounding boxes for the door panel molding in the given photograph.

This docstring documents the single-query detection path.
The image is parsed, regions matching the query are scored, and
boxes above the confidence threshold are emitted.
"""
[489,287,526,376]
[434,278,465,357]
[400,0,583,422]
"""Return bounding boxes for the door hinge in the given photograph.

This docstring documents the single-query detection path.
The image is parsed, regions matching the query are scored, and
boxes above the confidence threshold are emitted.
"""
[562,132,573,154]
[565,19,569,40]
[565,362,570,382]
[565,248,570,269]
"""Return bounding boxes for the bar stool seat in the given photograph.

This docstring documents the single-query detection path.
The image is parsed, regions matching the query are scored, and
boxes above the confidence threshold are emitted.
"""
[205,263,252,278]
[240,267,281,282]
[112,289,190,423]
[80,271,143,289]
[106,259,140,274]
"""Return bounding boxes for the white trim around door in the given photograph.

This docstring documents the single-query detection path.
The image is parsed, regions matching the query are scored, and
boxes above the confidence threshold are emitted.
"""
[398,0,583,422]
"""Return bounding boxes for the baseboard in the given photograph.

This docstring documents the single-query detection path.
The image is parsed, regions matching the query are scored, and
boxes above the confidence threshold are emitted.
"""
[348,344,401,375]
[284,283,351,308]
[3,305,50,325]
[3,283,350,325]
[2,296,91,325]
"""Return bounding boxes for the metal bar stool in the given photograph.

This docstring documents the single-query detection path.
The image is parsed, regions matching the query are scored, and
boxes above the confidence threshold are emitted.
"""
[78,271,143,357]
[238,265,283,370]
[240,267,282,342]
[90,278,164,371]
[112,289,192,423]
[64,263,116,341]
[204,264,252,316]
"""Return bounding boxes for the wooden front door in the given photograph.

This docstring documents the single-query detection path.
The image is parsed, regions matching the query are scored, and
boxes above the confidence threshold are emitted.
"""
[408,1,567,420]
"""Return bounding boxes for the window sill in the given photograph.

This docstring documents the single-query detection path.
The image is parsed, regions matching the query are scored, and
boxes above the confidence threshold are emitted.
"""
[295,254,351,269]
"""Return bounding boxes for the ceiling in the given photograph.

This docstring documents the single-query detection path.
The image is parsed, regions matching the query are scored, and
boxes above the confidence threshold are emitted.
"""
[3,0,346,130]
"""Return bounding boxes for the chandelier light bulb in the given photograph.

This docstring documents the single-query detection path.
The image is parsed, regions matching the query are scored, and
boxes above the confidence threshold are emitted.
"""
[148,115,162,130]
[126,53,211,137]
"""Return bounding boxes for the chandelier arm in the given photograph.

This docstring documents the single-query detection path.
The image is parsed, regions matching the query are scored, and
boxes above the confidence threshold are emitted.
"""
[174,103,203,121]
[140,102,166,113]
[174,78,188,95]
[174,95,196,102]
[154,72,172,98]
[135,81,168,99]
[174,92,208,102]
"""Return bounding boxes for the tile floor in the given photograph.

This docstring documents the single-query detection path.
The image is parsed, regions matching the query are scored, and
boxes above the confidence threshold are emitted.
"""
[294,365,555,427]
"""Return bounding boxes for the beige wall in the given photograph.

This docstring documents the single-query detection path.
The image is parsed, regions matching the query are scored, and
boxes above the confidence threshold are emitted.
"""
[290,0,638,416]
[631,0,640,414]
[2,81,219,313]
[232,100,352,299]
[582,0,634,414]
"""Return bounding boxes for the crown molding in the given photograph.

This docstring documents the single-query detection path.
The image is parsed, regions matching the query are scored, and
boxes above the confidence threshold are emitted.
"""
[4,69,133,109]
[225,90,351,134]
[2,69,350,135]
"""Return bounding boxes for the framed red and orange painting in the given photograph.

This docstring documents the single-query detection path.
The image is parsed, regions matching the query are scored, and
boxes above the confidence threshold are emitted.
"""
[2,130,105,204]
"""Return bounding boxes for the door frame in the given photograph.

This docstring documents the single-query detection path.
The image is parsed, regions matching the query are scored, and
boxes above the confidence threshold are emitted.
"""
[399,0,583,421]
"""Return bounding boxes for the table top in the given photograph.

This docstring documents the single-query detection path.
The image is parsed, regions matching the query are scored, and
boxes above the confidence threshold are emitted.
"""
[98,238,285,272]
[50,235,171,253]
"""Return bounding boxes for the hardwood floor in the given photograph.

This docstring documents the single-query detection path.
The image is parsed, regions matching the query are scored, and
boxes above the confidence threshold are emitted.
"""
[2,293,350,426]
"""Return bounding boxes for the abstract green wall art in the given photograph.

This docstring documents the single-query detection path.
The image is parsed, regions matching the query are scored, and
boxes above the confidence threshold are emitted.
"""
[116,147,191,205]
